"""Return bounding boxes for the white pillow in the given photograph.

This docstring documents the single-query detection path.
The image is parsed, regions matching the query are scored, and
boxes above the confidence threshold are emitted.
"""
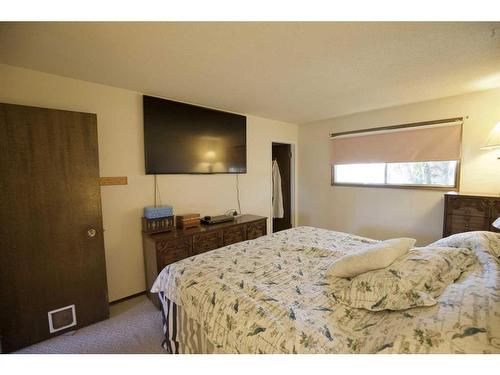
[326,238,416,278]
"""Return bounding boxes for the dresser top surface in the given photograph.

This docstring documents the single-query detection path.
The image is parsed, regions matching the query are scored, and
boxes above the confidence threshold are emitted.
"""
[445,192,500,199]
[144,214,267,240]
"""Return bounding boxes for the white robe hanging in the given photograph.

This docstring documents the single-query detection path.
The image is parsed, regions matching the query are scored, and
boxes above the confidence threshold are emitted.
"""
[272,159,284,218]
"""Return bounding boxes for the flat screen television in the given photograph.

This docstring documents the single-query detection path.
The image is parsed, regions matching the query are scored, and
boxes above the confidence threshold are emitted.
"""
[143,95,247,174]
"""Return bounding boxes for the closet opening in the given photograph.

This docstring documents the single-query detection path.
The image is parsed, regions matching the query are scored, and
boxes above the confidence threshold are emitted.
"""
[271,142,295,233]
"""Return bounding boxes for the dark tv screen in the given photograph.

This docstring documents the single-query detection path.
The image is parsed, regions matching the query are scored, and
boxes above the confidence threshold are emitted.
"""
[143,95,247,174]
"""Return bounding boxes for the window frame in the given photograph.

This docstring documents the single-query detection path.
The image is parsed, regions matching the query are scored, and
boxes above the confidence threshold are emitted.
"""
[331,160,461,191]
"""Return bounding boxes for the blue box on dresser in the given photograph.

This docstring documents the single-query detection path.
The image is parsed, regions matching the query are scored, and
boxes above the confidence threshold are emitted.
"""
[144,205,173,219]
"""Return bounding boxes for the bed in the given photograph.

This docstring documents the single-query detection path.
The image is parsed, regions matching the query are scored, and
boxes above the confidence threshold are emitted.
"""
[151,226,500,354]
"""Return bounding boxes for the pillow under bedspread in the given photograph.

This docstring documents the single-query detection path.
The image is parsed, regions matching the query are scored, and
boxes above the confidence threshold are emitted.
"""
[328,246,476,311]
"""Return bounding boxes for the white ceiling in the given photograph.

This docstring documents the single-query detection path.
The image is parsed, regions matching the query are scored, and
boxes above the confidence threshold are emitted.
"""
[1,22,499,124]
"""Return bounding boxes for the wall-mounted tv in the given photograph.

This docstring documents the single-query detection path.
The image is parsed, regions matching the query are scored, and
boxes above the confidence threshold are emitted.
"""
[143,95,247,174]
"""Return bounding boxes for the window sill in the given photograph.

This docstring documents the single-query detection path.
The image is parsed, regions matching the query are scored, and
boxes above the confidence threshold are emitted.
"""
[331,182,458,191]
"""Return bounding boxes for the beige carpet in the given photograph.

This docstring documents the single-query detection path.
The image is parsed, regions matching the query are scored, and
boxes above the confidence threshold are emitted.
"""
[15,295,166,354]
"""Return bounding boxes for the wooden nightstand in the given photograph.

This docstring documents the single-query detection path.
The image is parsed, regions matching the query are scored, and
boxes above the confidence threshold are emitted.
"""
[443,193,500,237]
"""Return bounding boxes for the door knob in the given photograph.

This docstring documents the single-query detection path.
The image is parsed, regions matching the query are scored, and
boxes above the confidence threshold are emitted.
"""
[87,228,97,238]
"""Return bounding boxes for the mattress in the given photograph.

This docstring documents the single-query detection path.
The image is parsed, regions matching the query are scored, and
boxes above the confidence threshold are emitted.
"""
[151,226,500,353]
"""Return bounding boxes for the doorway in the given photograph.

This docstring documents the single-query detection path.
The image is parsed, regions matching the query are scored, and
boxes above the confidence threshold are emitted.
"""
[272,142,293,233]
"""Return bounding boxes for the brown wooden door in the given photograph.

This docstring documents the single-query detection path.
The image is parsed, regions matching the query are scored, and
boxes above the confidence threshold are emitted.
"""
[272,143,292,233]
[0,103,109,352]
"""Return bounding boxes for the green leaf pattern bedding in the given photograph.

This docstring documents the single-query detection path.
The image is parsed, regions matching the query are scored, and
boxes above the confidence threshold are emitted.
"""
[151,227,500,353]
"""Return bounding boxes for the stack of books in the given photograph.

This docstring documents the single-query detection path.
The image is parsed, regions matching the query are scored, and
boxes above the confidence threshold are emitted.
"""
[176,213,201,229]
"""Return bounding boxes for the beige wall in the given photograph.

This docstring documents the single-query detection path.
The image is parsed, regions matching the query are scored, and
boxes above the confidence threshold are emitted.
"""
[0,64,299,301]
[299,88,500,245]
[4,61,499,300]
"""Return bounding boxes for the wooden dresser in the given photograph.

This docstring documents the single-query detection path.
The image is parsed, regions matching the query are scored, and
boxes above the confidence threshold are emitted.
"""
[443,193,500,237]
[142,214,267,305]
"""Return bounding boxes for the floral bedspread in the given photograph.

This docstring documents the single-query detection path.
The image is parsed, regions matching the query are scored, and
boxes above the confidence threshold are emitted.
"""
[151,227,500,353]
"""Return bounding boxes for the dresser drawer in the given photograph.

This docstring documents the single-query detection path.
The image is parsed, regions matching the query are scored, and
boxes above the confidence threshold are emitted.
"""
[445,214,490,236]
[490,201,500,232]
[156,238,192,270]
[490,201,500,220]
[246,220,267,240]
[193,231,223,255]
[446,196,490,218]
[223,225,246,246]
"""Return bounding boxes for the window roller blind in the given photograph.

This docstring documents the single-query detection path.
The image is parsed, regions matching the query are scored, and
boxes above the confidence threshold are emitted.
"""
[330,121,462,165]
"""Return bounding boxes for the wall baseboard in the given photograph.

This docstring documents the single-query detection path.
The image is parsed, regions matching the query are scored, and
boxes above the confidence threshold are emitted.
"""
[109,290,146,305]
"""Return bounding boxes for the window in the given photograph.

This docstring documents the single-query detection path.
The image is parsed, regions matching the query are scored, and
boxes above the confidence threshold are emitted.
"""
[329,118,462,189]
[333,160,458,188]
